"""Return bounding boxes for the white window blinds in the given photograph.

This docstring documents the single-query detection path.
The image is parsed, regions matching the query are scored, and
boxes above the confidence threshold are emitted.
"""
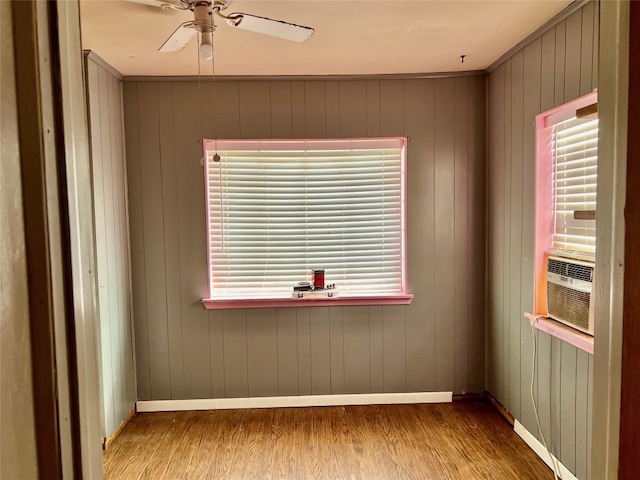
[551,116,598,254]
[204,138,406,299]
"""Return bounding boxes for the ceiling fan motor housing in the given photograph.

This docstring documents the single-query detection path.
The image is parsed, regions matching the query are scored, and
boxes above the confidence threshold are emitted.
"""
[193,2,215,33]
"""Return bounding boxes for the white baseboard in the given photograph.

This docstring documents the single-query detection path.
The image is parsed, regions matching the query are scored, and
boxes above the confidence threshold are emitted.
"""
[514,419,578,480]
[137,391,452,413]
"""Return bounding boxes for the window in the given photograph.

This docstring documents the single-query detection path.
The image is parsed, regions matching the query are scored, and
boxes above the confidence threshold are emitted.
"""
[529,91,598,350]
[551,110,598,253]
[202,137,413,309]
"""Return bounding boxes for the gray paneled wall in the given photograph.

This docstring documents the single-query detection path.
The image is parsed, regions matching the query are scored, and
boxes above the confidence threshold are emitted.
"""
[85,53,137,439]
[487,2,597,478]
[123,75,486,402]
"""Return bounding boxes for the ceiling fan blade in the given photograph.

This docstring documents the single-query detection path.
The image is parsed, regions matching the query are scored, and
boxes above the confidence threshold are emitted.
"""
[226,13,314,42]
[159,23,197,52]
[125,0,179,9]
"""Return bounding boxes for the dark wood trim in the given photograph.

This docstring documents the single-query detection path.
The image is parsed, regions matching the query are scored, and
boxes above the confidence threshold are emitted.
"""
[452,393,489,402]
[104,408,137,450]
[576,103,598,119]
[573,210,596,220]
[454,392,516,427]
[486,393,516,426]
[619,1,640,477]
[11,1,63,477]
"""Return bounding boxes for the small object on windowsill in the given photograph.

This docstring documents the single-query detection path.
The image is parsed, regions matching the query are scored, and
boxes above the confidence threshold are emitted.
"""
[524,312,594,354]
[313,269,325,289]
[293,282,313,292]
[293,289,340,300]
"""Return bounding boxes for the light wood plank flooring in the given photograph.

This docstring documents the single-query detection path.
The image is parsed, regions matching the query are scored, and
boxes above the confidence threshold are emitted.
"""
[104,401,554,479]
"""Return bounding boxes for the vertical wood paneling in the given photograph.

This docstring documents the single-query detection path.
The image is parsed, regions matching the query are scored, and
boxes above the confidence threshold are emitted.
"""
[540,29,557,118]
[108,72,125,419]
[519,39,542,434]
[88,62,114,433]
[365,80,381,137]
[158,82,185,399]
[208,81,240,139]
[488,64,505,401]
[269,82,292,138]
[502,59,512,408]
[291,81,306,137]
[103,69,125,413]
[222,309,248,398]
[324,81,340,138]
[125,74,487,406]
[564,10,583,102]
[124,82,151,401]
[467,75,486,394]
[580,1,595,95]
[379,80,404,136]
[208,310,225,398]
[309,307,331,394]
[246,309,278,397]
[554,21,567,106]
[382,306,406,393]
[338,80,367,137]
[403,78,436,392]
[487,4,596,477]
[171,82,211,399]
[296,307,312,395]
[575,350,590,480]
[560,344,577,473]
[536,331,552,453]
[119,89,135,424]
[114,74,134,420]
[434,78,456,393]
[369,306,384,392]
[454,77,469,394]
[239,81,271,138]
[276,308,299,396]
[86,56,136,437]
[550,338,562,459]
[342,307,371,394]
[510,49,526,418]
[329,307,345,394]
[304,81,325,137]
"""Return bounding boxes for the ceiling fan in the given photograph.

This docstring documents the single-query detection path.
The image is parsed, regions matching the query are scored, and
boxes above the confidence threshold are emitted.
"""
[126,0,315,60]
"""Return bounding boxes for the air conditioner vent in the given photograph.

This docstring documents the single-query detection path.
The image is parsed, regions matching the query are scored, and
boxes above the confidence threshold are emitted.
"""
[547,283,591,330]
[547,258,593,282]
[546,256,595,335]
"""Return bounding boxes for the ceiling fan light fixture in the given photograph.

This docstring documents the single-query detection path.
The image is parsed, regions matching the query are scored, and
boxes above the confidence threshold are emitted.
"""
[199,32,213,59]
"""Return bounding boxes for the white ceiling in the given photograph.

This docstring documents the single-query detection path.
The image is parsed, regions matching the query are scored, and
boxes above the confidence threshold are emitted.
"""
[80,0,573,77]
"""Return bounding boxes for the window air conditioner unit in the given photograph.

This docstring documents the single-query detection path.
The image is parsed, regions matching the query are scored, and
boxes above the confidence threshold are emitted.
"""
[546,256,595,336]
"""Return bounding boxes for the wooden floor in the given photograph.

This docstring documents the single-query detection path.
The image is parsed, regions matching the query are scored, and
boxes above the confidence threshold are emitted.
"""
[104,401,553,479]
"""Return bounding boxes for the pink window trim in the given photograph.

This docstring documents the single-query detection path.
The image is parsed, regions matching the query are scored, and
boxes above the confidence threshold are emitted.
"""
[534,92,597,314]
[202,294,414,310]
[532,91,597,343]
[524,313,594,355]
[202,137,411,305]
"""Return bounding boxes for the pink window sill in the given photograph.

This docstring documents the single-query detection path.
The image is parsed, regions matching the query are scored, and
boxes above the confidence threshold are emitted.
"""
[524,312,594,355]
[202,294,414,310]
